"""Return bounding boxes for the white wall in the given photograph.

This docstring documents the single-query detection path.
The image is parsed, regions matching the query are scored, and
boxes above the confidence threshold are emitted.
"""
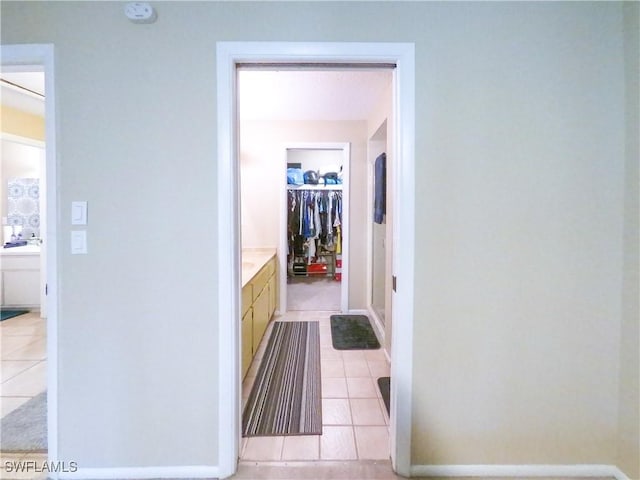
[1,139,42,179]
[367,81,394,352]
[1,1,636,476]
[241,119,368,309]
[286,149,343,176]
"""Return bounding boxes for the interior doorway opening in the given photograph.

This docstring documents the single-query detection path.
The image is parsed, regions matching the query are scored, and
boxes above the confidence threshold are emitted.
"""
[0,43,58,464]
[283,145,349,313]
[237,66,390,463]
[217,42,416,478]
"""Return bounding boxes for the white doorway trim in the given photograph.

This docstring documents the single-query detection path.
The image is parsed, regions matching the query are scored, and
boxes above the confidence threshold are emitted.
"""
[1,43,59,472]
[216,41,415,478]
[280,142,350,314]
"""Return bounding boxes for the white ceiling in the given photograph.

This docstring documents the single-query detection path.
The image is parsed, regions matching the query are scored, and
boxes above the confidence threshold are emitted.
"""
[0,71,45,117]
[0,69,393,121]
[238,69,393,121]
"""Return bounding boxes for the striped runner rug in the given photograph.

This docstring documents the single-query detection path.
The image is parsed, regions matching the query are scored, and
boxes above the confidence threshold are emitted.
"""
[242,321,322,436]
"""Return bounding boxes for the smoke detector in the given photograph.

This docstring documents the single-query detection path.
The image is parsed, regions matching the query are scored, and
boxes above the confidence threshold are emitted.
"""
[124,2,157,24]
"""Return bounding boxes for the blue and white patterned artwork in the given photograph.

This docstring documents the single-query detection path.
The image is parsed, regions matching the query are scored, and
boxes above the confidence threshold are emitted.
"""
[7,178,40,239]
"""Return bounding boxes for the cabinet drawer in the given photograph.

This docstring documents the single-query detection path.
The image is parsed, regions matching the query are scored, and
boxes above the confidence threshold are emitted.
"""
[1,270,40,307]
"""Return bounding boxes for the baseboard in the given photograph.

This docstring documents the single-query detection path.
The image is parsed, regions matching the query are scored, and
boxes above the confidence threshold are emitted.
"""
[60,465,220,479]
[410,464,623,478]
[611,466,632,480]
[55,463,631,480]
[362,307,391,362]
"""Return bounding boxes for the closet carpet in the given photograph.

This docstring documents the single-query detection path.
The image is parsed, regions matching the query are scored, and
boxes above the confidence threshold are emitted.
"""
[287,277,340,311]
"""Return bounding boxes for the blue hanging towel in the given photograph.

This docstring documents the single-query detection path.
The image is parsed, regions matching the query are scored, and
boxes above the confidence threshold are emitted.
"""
[374,153,386,224]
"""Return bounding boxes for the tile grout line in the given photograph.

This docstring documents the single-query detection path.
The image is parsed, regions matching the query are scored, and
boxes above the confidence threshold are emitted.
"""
[0,360,39,384]
[345,389,360,460]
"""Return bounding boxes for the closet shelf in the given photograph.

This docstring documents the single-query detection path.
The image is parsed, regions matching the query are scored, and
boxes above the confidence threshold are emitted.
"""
[287,184,342,191]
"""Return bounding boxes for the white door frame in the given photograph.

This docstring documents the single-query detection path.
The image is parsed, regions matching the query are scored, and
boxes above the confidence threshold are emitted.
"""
[1,43,59,471]
[280,142,350,314]
[217,41,415,478]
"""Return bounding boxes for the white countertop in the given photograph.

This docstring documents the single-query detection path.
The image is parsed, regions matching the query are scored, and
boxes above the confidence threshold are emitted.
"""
[1,244,41,256]
[242,248,276,287]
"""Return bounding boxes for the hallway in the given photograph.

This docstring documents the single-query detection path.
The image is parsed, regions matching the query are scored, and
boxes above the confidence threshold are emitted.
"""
[241,310,390,462]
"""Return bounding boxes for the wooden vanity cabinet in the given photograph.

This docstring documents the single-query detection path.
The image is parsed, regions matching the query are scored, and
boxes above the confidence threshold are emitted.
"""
[241,255,277,378]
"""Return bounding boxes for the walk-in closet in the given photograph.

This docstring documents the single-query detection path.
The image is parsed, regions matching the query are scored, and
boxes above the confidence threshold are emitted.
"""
[286,148,344,311]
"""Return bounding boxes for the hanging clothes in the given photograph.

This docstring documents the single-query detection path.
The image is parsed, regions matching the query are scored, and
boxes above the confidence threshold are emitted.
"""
[287,188,342,265]
[374,152,386,224]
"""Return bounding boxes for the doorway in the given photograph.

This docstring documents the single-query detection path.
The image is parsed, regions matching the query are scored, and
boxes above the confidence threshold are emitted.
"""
[283,144,350,313]
[0,134,45,312]
[217,42,416,478]
[237,68,384,463]
[0,44,58,463]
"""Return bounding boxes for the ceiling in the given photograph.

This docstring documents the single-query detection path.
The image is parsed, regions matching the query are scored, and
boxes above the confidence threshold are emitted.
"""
[0,69,393,121]
[238,69,393,121]
[0,71,45,117]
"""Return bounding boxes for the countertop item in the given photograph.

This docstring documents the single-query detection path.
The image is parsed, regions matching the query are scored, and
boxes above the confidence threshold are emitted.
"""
[242,248,276,287]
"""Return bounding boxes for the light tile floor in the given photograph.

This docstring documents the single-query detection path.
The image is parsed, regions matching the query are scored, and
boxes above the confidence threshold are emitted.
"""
[241,310,390,463]
[232,460,402,479]
[1,312,47,418]
[1,311,48,480]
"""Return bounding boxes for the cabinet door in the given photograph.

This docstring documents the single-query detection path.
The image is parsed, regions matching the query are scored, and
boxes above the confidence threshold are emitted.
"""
[241,307,253,378]
[252,265,270,301]
[3,270,40,307]
[252,287,269,353]
[267,274,276,317]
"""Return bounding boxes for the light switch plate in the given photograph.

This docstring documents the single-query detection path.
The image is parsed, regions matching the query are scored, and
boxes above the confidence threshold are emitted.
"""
[71,201,88,225]
[71,230,87,254]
